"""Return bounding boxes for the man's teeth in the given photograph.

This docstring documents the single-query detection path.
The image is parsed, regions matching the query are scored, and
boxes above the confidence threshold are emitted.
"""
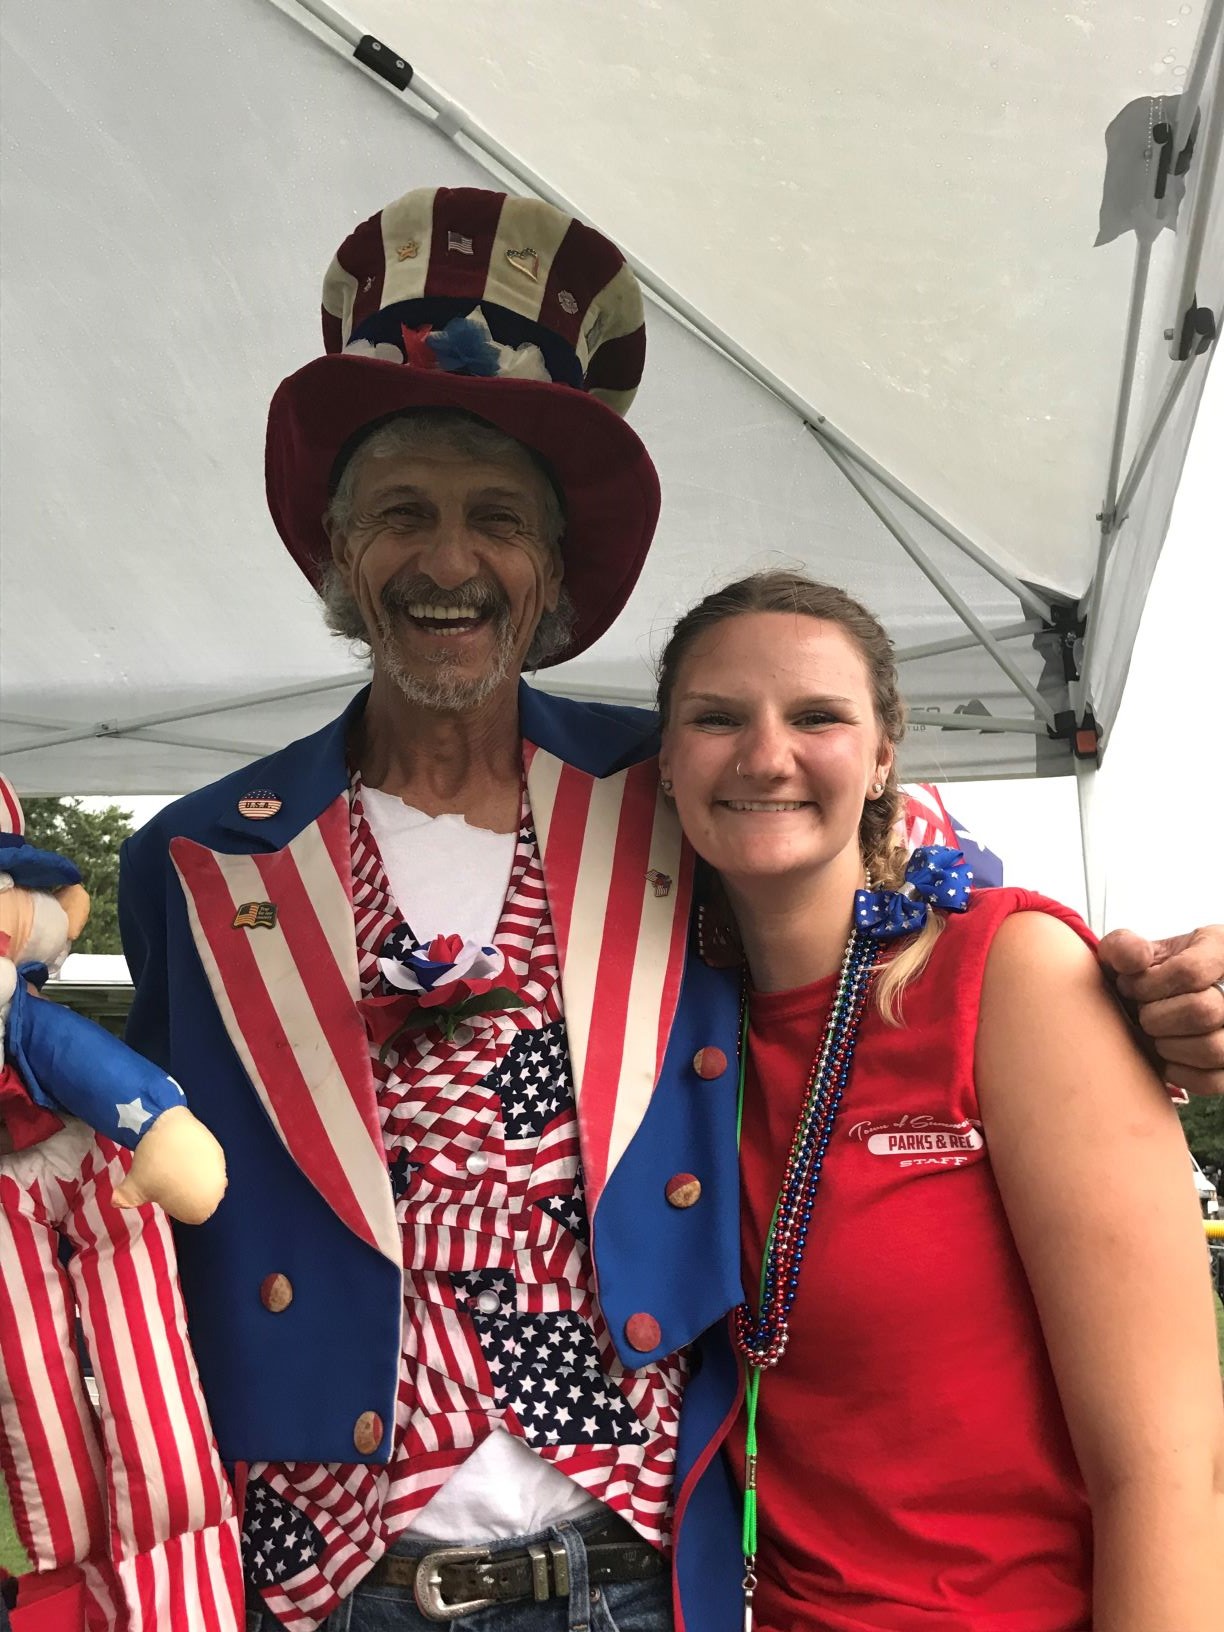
[723,800,809,812]
[406,603,483,621]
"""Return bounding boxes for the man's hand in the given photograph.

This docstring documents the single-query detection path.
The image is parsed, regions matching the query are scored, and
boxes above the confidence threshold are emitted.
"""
[1098,925,1224,1097]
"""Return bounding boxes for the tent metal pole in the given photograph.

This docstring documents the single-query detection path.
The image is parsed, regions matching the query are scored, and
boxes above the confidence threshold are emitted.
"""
[273,0,1053,625]
[1073,236,1153,719]
[96,675,369,728]
[122,730,281,758]
[1168,5,1224,343]
[897,713,1048,735]
[1076,336,1208,705]
[1101,240,1153,533]
[1,676,368,757]
[894,621,1044,664]
[821,443,1058,727]
[0,712,84,732]
[1114,340,1207,523]
[1173,0,1224,167]
[4,725,129,758]
[5,675,369,754]
[797,428,1052,619]
[1074,756,1105,933]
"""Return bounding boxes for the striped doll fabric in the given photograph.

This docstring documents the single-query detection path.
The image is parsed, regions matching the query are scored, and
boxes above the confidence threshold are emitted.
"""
[0,1120,243,1630]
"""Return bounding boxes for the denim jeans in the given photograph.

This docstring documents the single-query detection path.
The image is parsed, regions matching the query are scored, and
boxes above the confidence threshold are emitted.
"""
[244,1511,674,1632]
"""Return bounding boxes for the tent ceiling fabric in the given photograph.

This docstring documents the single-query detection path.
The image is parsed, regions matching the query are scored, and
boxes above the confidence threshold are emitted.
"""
[0,0,1218,793]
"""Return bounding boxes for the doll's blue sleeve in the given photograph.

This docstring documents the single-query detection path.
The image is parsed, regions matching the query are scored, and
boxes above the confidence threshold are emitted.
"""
[5,970,185,1149]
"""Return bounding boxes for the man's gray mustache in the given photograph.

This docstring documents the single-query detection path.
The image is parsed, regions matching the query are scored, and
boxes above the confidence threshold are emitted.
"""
[379,576,509,618]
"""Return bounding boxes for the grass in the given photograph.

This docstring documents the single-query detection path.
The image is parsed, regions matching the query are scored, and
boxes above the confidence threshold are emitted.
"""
[0,1490,27,1578]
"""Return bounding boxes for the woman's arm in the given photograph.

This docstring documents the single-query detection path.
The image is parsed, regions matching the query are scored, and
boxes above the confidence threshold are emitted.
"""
[977,910,1224,1632]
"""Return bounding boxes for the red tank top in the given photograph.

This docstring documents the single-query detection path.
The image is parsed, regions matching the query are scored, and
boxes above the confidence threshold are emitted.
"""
[728,889,1094,1631]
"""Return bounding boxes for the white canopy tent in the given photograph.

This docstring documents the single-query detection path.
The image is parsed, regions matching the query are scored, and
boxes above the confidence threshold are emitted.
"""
[1,0,1221,915]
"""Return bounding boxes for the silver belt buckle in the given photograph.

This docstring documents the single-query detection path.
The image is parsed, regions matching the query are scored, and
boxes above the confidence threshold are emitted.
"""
[413,1545,495,1621]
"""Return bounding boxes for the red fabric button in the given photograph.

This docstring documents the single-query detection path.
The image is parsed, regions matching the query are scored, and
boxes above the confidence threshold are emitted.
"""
[353,1411,383,1455]
[692,1047,728,1080]
[259,1273,294,1313]
[625,1313,662,1353]
[665,1173,702,1209]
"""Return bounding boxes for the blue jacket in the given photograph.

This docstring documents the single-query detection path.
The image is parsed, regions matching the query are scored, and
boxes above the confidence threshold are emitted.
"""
[119,683,745,1631]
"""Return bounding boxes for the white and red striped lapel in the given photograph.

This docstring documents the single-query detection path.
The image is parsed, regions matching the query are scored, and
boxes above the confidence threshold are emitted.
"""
[170,793,399,1266]
[524,746,693,1217]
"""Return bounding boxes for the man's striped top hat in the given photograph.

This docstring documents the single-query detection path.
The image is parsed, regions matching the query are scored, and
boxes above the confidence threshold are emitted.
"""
[266,186,661,667]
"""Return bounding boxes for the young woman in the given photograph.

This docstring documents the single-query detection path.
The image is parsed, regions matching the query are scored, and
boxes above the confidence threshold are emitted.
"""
[657,571,1224,1632]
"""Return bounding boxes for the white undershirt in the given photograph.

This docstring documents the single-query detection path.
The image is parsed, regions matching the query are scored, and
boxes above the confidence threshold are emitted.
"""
[360,787,601,1540]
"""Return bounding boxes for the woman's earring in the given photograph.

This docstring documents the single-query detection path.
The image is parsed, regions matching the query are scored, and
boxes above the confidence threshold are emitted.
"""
[660,778,674,797]
[870,781,884,797]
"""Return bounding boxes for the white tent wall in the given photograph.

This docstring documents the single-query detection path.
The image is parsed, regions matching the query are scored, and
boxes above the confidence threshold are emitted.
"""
[0,0,1219,807]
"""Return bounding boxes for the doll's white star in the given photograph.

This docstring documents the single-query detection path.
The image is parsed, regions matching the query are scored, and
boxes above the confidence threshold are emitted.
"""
[116,1098,152,1134]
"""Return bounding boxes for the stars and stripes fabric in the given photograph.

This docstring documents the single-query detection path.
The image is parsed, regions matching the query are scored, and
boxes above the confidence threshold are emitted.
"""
[245,780,685,1632]
[0,1120,243,1629]
[901,783,1004,889]
[900,783,958,851]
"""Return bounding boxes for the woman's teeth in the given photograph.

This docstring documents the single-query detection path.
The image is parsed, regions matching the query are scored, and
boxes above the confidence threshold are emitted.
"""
[722,800,809,812]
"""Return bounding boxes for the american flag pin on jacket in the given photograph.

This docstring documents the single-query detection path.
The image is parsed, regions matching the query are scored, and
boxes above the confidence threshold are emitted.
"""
[232,901,278,931]
[646,869,672,898]
[237,790,281,819]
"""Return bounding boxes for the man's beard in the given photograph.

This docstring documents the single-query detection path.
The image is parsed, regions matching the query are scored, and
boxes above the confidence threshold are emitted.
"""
[375,572,517,712]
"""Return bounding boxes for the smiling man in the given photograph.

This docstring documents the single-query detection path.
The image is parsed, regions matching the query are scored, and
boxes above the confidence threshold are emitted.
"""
[116,185,1224,1632]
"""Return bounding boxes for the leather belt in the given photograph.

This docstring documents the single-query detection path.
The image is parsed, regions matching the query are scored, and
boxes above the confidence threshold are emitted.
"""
[365,1517,664,1622]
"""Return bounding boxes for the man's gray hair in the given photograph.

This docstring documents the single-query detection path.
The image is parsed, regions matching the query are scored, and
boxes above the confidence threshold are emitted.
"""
[321,409,575,669]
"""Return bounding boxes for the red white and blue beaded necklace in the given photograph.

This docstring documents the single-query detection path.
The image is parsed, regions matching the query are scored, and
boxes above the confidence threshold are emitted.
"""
[730,845,972,1631]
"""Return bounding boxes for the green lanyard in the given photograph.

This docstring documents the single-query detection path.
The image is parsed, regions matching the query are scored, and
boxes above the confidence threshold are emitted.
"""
[731,927,880,1630]
[736,998,780,1627]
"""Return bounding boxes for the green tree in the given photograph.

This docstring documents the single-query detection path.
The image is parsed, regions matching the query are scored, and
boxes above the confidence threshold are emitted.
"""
[1180,1097,1224,1182]
[19,799,135,954]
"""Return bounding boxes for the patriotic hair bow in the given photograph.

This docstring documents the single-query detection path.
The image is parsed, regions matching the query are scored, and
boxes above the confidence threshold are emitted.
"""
[853,845,973,942]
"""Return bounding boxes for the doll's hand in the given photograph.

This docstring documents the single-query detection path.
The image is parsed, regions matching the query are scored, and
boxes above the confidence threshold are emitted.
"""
[112,1104,227,1224]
